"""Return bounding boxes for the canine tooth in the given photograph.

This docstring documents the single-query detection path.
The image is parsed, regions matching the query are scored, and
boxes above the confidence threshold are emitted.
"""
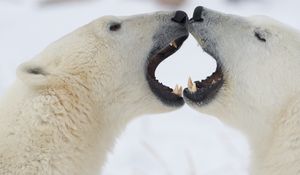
[188,77,197,93]
[173,85,177,93]
[188,77,193,90]
[198,38,205,47]
[178,86,183,96]
[169,40,178,48]
[173,41,178,48]
[173,84,182,96]
[191,83,197,93]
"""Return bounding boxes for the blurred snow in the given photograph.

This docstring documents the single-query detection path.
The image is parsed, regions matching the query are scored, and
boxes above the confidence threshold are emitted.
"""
[0,0,299,174]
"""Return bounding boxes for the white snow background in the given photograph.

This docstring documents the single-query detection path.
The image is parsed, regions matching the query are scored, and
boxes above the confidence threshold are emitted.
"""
[0,0,299,174]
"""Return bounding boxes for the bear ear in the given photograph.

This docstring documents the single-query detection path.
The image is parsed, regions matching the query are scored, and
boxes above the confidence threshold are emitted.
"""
[17,61,55,88]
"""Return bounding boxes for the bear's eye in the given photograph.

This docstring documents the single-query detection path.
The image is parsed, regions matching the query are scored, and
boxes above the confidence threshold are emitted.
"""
[109,23,121,32]
[255,32,266,42]
[254,28,269,43]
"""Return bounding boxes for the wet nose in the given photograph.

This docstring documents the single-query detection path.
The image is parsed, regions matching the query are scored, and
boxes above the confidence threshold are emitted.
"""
[193,6,204,22]
[172,11,188,25]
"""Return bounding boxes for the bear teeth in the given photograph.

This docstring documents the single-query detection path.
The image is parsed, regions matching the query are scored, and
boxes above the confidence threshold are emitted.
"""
[172,84,183,96]
[188,77,197,93]
[169,40,178,48]
[197,37,205,47]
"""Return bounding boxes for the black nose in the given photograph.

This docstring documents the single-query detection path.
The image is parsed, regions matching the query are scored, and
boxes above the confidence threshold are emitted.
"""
[193,6,204,22]
[172,11,188,25]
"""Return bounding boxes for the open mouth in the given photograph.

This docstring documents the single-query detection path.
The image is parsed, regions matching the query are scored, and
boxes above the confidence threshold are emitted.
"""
[146,35,188,107]
[183,44,224,105]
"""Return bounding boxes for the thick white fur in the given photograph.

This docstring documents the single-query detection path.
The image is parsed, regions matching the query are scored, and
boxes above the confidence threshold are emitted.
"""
[0,12,182,175]
[187,8,300,175]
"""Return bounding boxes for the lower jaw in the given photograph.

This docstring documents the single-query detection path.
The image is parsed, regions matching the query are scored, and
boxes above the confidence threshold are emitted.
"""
[183,80,224,105]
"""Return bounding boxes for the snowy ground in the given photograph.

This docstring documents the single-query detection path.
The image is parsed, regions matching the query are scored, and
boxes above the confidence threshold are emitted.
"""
[0,0,299,174]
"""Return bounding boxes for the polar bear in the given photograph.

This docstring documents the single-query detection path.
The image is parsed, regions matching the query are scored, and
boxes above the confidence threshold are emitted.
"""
[0,11,188,175]
[183,6,300,175]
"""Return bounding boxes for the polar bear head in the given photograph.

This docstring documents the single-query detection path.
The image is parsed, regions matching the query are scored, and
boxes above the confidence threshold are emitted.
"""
[17,11,188,122]
[184,7,300,139]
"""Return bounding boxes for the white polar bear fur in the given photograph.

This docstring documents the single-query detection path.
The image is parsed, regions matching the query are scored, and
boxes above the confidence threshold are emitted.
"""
[0,12,182,175]
[187,8,300,175]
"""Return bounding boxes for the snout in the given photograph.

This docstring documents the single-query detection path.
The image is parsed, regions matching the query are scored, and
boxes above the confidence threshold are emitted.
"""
[188,6,208,35]
[192,6,204,22]
[189,6,223,24]
[172,10,188,26]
